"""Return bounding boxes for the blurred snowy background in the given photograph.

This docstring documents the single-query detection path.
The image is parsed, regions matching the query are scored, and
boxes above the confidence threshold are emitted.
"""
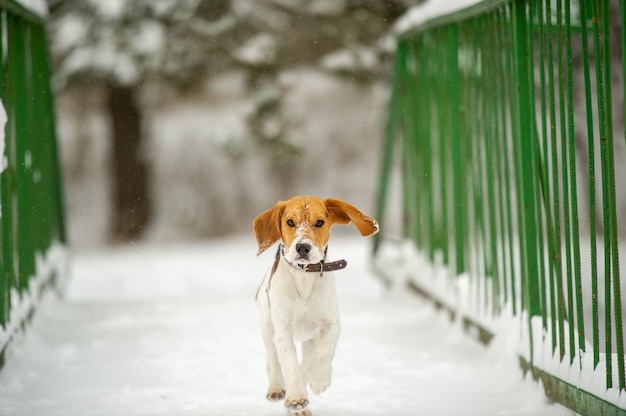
[45,0,626,249]
[46,0,411,247]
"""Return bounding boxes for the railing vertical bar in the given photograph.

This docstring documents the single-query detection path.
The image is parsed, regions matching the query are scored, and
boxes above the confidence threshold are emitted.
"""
[418,61,426,254]
[429,28,448,265]
[428,33,436,254]
[491,9,504,307]
[449,24,466,277]
[484,13,501,313]
[578,0,601,370]
[429,32,438,258]
[6,14,25,293]
[30,24,50,249]
[409,42,421,247]
[396,41,407,242]
[480,15,492,313]
[410,38,422,250]
[412,39,424,252]
[445,27,452,264]
[536,0,554,335]
[544,0,561,357]
[404,41,420,248]
[412,39,421,248]
[526,0,545,324]
[458,25,472,307]
[563,0,586,361]
[444,27,453,268]
[398,41,412,244]
[514,1,543,367]
[456,23,471,298]
[470,17,487,310]
[510,2,526,320]
[428,38,438,255]
[500,4,518,314]
[427,35,436,254]
[472,16,482,306]
[422,37,436,258]
[545,0,566,360]
[412,40,422,249]
[556,0,577,365]
[591,0,614,389]
[492,8,509,308]
[0,9,11,329]
[530,0,546,335]
[533,0,544,333]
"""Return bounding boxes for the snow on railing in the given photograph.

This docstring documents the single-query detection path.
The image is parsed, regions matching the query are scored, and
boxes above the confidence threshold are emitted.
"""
[0,244,68,355]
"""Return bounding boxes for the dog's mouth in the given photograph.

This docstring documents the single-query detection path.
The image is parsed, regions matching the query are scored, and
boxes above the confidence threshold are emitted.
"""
[293,252,316,264]
[295,255,313,264]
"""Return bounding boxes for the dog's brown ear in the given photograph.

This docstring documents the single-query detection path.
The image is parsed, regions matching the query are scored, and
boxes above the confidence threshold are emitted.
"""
[325,198,379,237]
[253,201,286,255]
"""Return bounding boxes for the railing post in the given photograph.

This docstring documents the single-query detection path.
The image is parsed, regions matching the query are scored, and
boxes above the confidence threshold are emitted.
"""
[448,25,466,276]
[513,1,541,323]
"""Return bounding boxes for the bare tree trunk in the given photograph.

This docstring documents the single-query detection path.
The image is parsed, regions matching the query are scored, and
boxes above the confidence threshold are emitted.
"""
[108,84,150,240]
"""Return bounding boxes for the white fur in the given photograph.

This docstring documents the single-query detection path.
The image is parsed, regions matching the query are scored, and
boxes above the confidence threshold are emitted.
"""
[256,254,340,408]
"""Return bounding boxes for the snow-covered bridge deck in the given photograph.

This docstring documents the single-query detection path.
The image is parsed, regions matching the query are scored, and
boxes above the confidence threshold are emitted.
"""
[0,236,572,416]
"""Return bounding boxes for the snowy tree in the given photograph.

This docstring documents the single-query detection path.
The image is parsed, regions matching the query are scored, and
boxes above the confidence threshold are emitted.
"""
[47,0,257,239]
[47,0,410,243]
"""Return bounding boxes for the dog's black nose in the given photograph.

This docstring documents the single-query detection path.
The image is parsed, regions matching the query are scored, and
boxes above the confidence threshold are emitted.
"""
[295,243,311,257]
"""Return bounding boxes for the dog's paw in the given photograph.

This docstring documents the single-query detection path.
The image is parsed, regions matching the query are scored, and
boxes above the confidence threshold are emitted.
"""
[266,389,285,402]
[284,397,309,411]
[308,366,332,394]
[309,380,330,395]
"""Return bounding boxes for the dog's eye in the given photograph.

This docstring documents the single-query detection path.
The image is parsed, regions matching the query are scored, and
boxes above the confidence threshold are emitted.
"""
[315,219,325,227]
[286,219,295,227]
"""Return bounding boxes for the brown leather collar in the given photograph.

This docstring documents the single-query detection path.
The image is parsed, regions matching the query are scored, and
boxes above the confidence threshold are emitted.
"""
[301,259,347,273]
[277,244,348,274]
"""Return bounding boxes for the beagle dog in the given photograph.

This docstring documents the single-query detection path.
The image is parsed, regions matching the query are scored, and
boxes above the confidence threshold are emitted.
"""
[253,196,379,415]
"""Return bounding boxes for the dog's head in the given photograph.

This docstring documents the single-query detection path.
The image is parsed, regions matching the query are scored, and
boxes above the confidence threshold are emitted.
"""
[253,196,379,265]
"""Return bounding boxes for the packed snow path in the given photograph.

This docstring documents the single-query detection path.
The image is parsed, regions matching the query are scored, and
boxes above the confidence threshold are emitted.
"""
[0,235,574,416]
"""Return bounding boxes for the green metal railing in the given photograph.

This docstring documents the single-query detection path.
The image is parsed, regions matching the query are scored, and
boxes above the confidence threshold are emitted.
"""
[0,1,66,368]
[375,0,626,414]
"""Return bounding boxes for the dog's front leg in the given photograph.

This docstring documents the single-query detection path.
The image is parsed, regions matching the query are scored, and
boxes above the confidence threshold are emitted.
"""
[259,313,285,400]
[272,326,309,409]
[306,322,340,394]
